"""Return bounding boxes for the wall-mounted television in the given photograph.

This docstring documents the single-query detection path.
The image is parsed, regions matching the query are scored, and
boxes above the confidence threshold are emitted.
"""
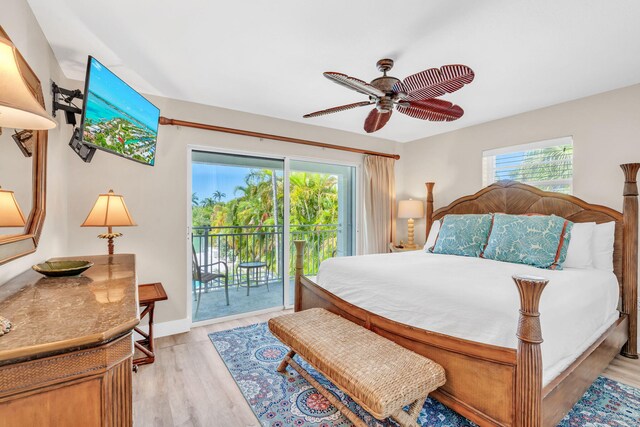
[80,56,160,166]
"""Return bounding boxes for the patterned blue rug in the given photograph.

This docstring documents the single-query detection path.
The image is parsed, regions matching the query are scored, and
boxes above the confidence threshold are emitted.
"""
[209,322,640,426]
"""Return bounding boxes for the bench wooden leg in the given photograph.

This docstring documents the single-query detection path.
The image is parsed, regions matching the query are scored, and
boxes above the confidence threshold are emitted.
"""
[275,344,428,427]
[277,349,296,373]
[392,395,427,427]
[284,357,368,427]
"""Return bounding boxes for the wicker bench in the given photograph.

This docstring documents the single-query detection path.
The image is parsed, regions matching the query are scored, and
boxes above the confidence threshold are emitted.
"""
[268,308,446,427]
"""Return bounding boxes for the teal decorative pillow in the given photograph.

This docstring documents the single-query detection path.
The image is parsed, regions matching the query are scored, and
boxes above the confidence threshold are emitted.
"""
[431,214,493,257]
[483,214,573,269]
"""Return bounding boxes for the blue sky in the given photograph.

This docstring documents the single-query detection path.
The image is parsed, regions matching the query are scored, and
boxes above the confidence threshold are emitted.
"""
[192,164,253,202]
[87,57,160,130]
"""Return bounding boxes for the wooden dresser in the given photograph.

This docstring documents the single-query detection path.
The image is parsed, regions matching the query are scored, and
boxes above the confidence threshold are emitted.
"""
[0,254,139,426]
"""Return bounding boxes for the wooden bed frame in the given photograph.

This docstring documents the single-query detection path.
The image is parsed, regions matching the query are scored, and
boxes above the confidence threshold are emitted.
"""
[293,163,639,427]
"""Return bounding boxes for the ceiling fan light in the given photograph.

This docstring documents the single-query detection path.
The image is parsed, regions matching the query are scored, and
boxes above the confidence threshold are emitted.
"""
[306,59,473,133]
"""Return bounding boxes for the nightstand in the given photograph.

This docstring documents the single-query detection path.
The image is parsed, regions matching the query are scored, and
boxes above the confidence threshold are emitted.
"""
[134,282,168,367]
[389,242,421,253]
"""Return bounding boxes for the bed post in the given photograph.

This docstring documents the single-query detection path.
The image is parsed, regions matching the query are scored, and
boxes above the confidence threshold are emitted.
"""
[513,275,548,427]
[425,182,435,240]
[294,240,306,312]
[621,163,639,359]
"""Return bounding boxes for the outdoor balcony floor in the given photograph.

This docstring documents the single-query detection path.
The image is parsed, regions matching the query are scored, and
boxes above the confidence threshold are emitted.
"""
[193,279,295,322]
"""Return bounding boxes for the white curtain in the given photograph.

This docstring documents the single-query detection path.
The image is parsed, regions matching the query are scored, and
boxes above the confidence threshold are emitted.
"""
[363,155,396,254]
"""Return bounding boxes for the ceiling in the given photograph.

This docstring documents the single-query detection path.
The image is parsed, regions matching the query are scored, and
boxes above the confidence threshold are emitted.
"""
[27,0,640,143]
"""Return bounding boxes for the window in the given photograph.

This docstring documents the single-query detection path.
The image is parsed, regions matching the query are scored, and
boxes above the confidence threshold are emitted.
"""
[482,137,573,194]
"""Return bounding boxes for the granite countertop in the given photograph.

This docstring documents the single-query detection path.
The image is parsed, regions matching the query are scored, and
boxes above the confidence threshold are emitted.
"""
[0,254,140,365]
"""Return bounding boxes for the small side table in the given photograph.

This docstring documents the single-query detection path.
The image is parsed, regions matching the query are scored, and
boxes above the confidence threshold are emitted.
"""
[237,262,268,296]
[134,282,168,367]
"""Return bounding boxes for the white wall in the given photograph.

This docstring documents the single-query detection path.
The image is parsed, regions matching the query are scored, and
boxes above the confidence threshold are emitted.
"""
[397,84,640,245]
[0,0,73,283]
[63,92,401,325]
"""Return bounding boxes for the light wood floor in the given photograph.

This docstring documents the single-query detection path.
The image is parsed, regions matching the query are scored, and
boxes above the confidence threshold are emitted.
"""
[133,310,640,427]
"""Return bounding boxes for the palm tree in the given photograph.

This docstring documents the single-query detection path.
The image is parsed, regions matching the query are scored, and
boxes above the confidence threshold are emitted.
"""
[192,168,341,276]
[289,172,338,225]
[232,170,282,228]
[201,197,217,208]
[505,144,573,193]
[212,190,226,203]
[192,193,200,207]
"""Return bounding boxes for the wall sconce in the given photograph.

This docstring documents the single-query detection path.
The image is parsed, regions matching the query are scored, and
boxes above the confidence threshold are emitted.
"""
[0,34,56,133]
[11,129,34,157]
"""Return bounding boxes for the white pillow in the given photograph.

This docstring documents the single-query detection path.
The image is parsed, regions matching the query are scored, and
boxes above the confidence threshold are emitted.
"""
[591,222,616,271]
[563,222,595,269]
[424,220,441,251]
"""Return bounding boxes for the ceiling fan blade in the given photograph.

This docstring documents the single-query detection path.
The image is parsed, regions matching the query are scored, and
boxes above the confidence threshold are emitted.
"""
[324,72,385,98]
[303,101,373,118]
[364,108,392,133]
[393,65,474,100]
[397,98,464,122]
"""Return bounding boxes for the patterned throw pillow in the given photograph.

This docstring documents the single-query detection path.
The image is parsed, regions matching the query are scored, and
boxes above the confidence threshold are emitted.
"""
[431,214,493,257]
[483,214,573,269]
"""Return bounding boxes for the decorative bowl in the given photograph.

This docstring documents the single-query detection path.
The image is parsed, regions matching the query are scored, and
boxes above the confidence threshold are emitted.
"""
[32,260,94,277]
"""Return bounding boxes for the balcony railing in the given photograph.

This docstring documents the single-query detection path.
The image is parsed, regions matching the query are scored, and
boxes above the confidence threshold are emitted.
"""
[192,224,343,285]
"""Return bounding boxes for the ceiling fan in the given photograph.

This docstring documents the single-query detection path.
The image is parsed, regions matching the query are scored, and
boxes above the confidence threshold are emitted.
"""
[303,59,474,133]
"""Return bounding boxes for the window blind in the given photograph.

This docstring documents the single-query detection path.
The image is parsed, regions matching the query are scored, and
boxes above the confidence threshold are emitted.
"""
[482,137,574,194]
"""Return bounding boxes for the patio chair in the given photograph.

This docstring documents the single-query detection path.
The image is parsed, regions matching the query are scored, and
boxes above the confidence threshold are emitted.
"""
[192,246,229,314]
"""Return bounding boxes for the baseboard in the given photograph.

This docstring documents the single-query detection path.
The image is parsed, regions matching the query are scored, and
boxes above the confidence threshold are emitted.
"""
[191,306,286,328]
[135,317,191,339]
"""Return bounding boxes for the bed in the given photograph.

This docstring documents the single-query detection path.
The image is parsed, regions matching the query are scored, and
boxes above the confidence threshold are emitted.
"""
[292,163,639,427]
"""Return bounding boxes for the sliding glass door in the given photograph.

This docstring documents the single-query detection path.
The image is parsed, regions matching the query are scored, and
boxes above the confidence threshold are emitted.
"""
[190,151,357,321]
[191,151,284,322]
[288,160,356,306]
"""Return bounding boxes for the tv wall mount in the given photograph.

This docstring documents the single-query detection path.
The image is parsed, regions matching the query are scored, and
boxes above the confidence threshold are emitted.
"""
[52,82,83,125]
[68,127,95,163]
[51,81,96,163]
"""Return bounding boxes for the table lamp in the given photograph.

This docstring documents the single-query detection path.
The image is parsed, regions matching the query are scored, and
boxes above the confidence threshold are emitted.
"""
[0,186,25,336]
[0,34,56,132]
[81,190,136,255]
[0,186,26,228]
[398,199,424,249]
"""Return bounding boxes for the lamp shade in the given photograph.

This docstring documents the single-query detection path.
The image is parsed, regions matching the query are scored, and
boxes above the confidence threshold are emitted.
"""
[0,187,26,227]
[398,199,424,219]
[81,190,136,227]
[0,36,56,130]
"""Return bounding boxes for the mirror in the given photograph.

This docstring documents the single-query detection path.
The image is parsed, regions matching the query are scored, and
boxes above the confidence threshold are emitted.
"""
[0,26,48,265]
[0,132,33,236]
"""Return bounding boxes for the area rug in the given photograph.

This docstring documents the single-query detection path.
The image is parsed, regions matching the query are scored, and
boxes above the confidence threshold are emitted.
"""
[209,322,640,426]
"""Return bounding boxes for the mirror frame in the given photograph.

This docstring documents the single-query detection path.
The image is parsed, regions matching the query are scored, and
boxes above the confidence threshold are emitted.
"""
[0,26,48,266]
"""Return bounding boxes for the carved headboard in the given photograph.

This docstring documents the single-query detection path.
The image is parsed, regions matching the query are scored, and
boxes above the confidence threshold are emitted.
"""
[426,181,623,280]
[424,164,639,358]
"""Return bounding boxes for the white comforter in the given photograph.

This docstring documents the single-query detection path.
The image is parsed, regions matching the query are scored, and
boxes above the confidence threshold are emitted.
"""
[316,251,620,386]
